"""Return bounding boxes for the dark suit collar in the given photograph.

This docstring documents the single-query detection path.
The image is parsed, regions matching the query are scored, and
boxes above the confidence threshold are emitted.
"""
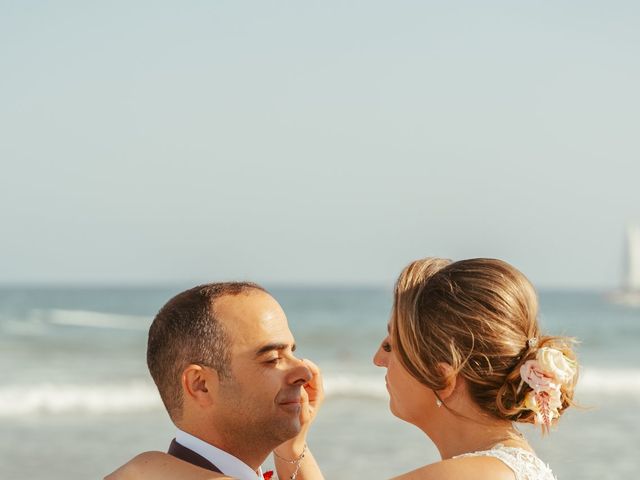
[168,438,223,473]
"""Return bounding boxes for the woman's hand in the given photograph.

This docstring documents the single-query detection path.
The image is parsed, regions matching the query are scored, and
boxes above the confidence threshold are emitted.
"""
[302,358,324,427]
[276,359,324,457]
[272,359,325,480]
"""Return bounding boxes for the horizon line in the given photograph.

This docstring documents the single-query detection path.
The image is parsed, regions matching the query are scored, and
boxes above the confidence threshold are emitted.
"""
[0,280,616,293]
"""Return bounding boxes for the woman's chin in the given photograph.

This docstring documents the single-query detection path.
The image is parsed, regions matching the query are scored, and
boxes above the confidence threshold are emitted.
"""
[388,399,422,427]
[388,399,404,421]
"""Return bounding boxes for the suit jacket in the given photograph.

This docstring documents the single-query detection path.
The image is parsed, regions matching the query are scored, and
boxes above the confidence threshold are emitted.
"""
[168,438,223,473]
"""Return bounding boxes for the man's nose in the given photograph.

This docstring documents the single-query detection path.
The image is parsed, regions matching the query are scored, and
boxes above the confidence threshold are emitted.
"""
[287,358,313,385]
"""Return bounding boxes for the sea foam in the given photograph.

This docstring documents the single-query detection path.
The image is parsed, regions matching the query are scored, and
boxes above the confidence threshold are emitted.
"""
[0,381,161,416]
[42,309,150,330]
[1,368,637,417]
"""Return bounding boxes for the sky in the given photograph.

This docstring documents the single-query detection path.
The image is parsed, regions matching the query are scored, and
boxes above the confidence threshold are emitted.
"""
[1,1,639,288]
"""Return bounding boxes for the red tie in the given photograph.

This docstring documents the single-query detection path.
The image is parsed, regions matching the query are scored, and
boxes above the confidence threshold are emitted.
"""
[263,471,274,480]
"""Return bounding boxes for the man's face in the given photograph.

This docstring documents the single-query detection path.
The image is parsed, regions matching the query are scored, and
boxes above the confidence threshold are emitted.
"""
[212,290,311,446]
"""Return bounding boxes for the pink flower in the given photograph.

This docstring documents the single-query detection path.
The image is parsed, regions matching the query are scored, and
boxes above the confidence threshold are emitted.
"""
[519,360,559,393]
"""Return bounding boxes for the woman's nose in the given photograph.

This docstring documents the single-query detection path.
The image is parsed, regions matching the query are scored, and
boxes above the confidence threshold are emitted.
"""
[373,345,387,367]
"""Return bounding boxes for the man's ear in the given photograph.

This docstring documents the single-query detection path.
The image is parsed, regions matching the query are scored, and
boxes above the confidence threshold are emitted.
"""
[436,362,458,401]
[181,364,219,408]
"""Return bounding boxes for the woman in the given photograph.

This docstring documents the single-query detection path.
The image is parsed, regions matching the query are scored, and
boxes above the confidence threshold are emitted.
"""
[108,258,578,480]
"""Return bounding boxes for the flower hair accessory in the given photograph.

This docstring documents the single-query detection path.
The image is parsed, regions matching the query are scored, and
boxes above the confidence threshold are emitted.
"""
[519,346,576,432]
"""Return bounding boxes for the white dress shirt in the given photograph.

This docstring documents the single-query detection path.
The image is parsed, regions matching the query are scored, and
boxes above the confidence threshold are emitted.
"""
[175,429,264,480]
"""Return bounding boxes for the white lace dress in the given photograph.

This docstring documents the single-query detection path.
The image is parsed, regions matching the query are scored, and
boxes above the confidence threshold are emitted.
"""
[453,444,557,480]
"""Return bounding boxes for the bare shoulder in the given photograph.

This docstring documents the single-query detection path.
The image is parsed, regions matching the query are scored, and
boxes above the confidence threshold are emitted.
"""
[390,456,515,480]
[104,452,166,480]
[104,451,230,480]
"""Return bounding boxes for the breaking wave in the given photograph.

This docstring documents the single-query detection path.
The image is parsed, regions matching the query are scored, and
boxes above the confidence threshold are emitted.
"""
[1,368,637,417]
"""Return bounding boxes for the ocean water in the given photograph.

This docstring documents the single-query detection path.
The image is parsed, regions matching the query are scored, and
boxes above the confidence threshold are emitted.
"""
[1,286,639,479]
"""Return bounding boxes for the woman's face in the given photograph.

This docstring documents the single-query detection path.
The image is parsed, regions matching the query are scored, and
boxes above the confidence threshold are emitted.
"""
[373,323,435,425]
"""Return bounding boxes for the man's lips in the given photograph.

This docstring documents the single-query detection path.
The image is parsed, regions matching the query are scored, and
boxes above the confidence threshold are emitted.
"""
[276,388,303,411]
[278,399,302,413]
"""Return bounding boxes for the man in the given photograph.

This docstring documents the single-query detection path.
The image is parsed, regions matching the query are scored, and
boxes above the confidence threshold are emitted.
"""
[113,282,319,480]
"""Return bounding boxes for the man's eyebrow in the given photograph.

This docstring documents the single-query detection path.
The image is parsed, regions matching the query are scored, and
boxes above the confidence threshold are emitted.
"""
[254,343,296,357]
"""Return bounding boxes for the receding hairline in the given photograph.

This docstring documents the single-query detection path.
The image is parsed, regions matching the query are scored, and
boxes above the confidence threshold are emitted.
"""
[208,287,285,338]
[209,286,276,315]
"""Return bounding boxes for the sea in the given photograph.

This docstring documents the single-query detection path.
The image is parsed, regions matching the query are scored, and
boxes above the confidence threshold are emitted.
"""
[1,286,639,479]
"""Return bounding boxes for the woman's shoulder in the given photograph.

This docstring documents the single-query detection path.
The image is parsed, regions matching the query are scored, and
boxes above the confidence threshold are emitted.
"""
[105,451,230,480]
[391,444,556,480]
[390,454,516,480]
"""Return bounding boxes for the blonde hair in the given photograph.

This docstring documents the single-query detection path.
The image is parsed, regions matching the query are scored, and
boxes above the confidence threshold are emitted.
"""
[391,257,577,426]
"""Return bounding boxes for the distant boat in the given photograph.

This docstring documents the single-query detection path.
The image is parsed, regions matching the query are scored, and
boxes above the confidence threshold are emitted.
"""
[609,224,640,307]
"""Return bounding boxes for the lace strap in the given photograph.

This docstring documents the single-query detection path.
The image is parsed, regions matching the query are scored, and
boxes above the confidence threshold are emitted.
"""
[453,444,556,480]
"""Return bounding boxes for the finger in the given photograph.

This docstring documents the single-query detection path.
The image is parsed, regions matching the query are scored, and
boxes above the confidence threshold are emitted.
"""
[302,359,322,389]
[299,385,311,423]
[300,384,309,404]
[302,358,320,375]
[302,359,324,399]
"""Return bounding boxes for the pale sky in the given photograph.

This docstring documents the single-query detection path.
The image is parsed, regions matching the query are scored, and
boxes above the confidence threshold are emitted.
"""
[1,1,639,288]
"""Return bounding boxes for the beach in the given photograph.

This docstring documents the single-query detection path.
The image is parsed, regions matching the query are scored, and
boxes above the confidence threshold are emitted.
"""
[1,286,638,479]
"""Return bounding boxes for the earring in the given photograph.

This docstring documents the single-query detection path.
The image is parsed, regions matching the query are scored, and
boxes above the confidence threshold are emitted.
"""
[436,398,442,407]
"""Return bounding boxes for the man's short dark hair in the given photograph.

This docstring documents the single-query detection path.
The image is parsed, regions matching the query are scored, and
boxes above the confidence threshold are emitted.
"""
[147,282,267,421]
